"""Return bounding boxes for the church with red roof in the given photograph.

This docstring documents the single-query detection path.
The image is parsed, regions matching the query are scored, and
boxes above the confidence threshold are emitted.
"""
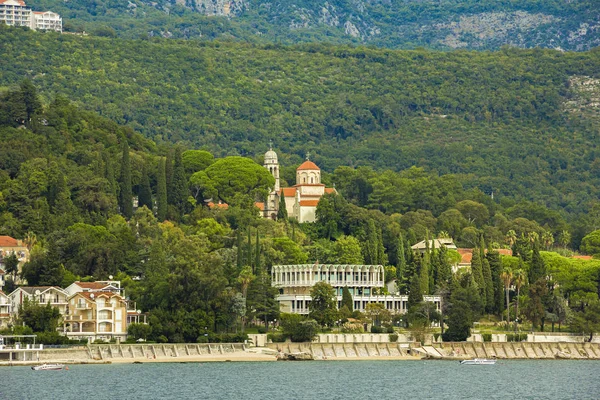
[262,147,336,223]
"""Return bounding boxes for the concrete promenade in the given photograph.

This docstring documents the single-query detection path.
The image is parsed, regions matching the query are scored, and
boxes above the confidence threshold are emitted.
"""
[2,337,600,366]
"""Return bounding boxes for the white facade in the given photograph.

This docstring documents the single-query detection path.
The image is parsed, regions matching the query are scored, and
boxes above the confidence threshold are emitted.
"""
[0,0,61,32]
[0,291,10,328]
[9,286,69,317]
[272,264,440,315]
[0,0,31,28]
[32,11,61,32]
[63,291,128,342]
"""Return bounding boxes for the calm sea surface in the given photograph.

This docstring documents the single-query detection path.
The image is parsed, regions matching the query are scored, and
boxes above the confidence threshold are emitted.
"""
[3,360,600,400]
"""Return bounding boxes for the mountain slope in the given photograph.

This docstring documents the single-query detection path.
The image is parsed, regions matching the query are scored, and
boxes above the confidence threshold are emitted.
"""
[3,28,600,218]
[27,0,600,50]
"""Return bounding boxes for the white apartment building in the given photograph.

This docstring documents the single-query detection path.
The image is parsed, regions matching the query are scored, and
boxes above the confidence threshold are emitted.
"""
[272,263,440,315]
[0,0,61,32]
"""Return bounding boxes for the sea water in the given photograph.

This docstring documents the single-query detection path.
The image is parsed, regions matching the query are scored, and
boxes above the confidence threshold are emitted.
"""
[3,360,600,400]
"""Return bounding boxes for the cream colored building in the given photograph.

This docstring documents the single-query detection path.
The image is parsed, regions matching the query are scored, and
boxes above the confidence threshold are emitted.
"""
[63,291,128,342]
[9,286,69,316]
[0,291,10,328]
[261,147,336,223]
[0,0,61,32]
[0,236,29,282]
[272,263,440,315]
[32,10,61,32]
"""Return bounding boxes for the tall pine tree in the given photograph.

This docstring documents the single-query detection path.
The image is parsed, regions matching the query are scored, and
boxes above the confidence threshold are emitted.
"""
[156,157,167,221]
[119,140,133,218]
[171,147,188,215]
[138,165,153,211]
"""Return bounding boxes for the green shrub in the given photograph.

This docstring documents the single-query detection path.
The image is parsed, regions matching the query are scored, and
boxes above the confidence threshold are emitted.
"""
[371,325,383,333]
[257,326,267,334]
[267,333,287,343]
[389,333,399,342]
[386,325,395,333]
[482,333,492,342]
[433,333,440,342]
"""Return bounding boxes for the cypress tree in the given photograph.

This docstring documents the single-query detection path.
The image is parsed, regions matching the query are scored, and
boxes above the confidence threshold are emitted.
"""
[165,149,174,205]
[483,256,494,313]
[171,147,188,215]
[420,233,430,294]
[341,286,353,311]
[487,249,504,315]
[119,140,133,218]
[103,152,117,198]
[396,233,406,284]
[529,239,546,284]
[471,248,486,307]
[376,226,386,265]
[138,165,153,211]
[247,227,253,272]
[255,229,261,272]
[236,230,243,270]
[407,271,422,311]
[156,157,167,221]
[277,195,288,220]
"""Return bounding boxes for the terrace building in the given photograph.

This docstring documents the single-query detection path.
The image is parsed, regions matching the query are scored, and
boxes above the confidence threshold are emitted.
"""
[63,291,128,343]
[271,263,440,315]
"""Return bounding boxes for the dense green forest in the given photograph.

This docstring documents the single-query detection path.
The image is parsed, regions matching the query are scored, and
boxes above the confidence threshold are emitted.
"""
[27,0,600,50]
[2,27,600,227]
[1,81,600,342]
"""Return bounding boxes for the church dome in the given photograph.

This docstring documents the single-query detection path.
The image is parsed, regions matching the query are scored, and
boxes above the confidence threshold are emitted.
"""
[264,148,278,163]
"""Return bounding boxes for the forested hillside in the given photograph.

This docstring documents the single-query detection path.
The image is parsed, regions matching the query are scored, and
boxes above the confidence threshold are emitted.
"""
[2,27,600,224]
[2,82,600,342]
[27,0,600,50]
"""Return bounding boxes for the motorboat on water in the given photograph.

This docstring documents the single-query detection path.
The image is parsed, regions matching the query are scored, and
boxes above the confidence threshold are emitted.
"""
[460,358,496,365]
[31,364,66,371]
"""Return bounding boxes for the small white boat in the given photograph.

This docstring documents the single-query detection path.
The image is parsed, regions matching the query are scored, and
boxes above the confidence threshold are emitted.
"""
[31,363,66,371]
[460,358,496,365]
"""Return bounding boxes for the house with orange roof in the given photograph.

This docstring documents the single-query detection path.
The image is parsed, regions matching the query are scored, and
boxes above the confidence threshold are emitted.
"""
[0,235,29,282]
[63,291,128,342]
[262,146,336,222]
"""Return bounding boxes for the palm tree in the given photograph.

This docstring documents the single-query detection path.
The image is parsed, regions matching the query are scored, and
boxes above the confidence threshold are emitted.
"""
[558,230,571,249]
[237,266,255,332]
[505,230,517,248]
[513,269,527,333]
[500,267,513,324]
[528,231,539,245]
[541,231,554,250]
[23,231,37,252]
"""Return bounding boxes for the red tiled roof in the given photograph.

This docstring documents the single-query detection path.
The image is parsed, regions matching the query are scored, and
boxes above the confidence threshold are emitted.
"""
[457,248,473,264]
[0,269,5,275]
[255,202,265,211]
[0,236,19,247]
[74,282,107,290]
[325,188,337,194]
[207,201,229,209]
[572,255,593,260]
[0,291,6,296]
[299,200,320,207]
[497,249,513,256]
[279,188,297,197]
[297,161,320,171]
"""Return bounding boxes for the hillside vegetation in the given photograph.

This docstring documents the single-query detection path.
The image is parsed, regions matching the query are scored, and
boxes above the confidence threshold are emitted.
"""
[2,83,600,342]
[2,27,600,224]
[27,0,600,50]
